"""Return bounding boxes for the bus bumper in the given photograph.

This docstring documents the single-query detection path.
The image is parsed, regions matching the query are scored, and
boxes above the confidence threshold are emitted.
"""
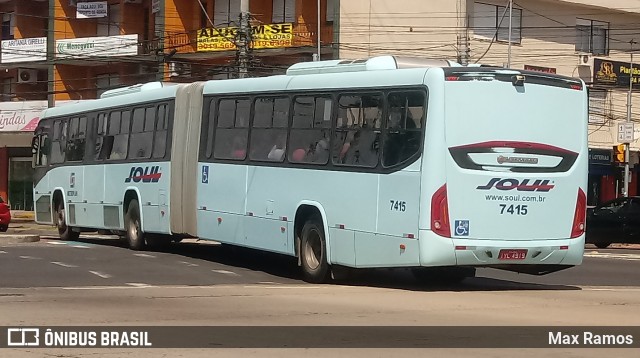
[418,229,585,268]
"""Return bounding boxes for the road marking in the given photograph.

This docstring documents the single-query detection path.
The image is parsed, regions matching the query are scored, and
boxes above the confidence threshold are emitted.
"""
[584,252,640,261]
[133,253,156,258]
[51,261,78,268]
[212,269,239,276]
[63,286,150,290]
[89,271,112,279]
[47,241,66,245]
[126,283,152,288]
[59,283,315,291]
[0,250,7,254]
[19,256,40,260]
[582,286,640,292]
[72,245,90,249]
[178,261,199,267]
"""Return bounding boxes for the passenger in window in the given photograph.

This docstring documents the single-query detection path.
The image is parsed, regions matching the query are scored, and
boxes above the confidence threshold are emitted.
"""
[291,148,307,162]
[231,136,247,159]
[268,134,286,161]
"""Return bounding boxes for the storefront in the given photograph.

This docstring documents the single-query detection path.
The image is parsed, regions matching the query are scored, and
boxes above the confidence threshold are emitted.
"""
[0,101,45,210]
[588,148,616,206]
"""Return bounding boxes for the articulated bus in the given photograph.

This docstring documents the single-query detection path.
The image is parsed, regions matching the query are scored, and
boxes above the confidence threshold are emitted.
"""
[32,56,588,283]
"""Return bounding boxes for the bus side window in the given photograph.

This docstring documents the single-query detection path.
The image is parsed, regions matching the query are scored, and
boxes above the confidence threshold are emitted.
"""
[95,113,110,160]
[332,93,382,168]
[289,96,331,165]
[129,107,153,159]
[153,104,168,158]
[50,119,67,164]
[383,91,425,167]
[250,97,289,162]
[214,98,249,160]
[110,110,130,160]
[33,123,51,167]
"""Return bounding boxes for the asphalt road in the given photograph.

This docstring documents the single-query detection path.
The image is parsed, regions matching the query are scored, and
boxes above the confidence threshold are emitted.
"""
[1,228,640,357]
[2,231,640,289]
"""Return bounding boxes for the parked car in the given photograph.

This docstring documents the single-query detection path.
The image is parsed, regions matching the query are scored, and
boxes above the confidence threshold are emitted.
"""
[0,196,10,232]
[586,196,640,248]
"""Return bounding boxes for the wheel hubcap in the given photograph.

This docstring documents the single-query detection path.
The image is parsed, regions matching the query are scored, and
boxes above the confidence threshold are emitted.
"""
[57,208,65,229]
[304,228,322,270]
[128,218,139,240]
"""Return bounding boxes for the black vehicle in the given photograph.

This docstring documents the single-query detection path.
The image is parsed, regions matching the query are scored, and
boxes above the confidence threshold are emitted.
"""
[586,196,640,248]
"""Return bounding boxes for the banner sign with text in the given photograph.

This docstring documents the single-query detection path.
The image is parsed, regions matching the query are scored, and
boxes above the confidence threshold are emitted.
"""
[197,23,293,52]
[1,37,47,63]
[76,2,108,19]
[56,34,139,59]
[593,58,640,88]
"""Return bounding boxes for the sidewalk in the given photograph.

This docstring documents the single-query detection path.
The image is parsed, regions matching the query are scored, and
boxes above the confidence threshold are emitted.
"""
[10,210,35,223]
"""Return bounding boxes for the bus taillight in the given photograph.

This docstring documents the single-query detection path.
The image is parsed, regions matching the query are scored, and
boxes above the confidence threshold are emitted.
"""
[431,184,451,237]
[570,188,586,238]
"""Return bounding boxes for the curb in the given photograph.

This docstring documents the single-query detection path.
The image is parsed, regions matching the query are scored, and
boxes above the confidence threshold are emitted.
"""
[0,234,41,243]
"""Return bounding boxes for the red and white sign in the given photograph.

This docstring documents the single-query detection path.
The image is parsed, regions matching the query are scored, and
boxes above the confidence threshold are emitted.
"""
[0,101,46,132]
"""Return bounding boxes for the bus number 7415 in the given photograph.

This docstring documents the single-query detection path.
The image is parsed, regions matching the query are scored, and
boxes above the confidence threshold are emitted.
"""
[499,204,528,215]
[390,200,406,212]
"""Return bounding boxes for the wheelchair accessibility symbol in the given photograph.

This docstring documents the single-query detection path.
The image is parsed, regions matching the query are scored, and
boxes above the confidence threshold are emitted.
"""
[454,220,469,236]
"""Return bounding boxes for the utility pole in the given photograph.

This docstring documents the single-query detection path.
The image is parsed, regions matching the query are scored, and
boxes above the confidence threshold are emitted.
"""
[507,0,513,68]
[237,0,251,78]
[316,0,321,61]
[624,39,636,197]
[47,0,55,107]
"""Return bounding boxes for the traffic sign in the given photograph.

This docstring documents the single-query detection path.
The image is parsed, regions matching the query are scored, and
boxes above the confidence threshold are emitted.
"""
[618,122,635,143]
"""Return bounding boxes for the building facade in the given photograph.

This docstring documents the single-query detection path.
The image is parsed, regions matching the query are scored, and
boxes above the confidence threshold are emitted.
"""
[0,0,336,209]
[338,0,640,205]
[2,0,638,210]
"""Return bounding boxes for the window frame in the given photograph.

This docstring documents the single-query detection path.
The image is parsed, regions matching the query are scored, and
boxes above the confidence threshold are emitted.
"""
[473,2,523,44]
[575,18,609,56]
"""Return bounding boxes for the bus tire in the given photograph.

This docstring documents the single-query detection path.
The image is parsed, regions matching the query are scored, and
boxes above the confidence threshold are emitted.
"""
[0,225,7,232]
[55,201,79,241]
[300,215,330,283]
[125,199,146,250]
[594,242,611,249]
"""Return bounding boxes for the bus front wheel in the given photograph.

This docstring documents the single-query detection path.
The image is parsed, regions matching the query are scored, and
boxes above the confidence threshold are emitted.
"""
[300,216,330,283]
[55,201,79,241]
[125,199,145,250]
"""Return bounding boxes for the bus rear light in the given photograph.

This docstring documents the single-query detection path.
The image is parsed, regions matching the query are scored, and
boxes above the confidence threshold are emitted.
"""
[455,246,467,250]
[560,245,569,250]
[445,76,459,81]
[431,184,451,237]
[570,188,586,238]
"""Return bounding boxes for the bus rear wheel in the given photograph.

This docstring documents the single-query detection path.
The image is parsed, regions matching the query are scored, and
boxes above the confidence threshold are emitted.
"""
[300,216,330,283]
[55,201,79,241]
[125,199,145,250]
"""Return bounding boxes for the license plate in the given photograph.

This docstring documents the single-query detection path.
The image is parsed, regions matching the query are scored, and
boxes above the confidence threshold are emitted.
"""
[498,249,528,260]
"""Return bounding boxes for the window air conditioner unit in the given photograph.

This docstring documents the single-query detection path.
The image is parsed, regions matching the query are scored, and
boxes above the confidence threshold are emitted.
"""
[17,68,38,84]
[169,62,191,77]
[576,55,594,83]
